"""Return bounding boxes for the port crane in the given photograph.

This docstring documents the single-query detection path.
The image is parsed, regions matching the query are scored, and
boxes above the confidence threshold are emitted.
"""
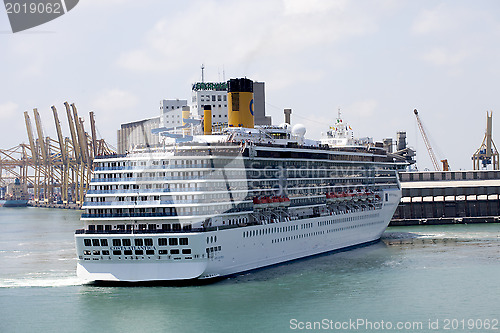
[472,111,499,170]
[413,109,449,171]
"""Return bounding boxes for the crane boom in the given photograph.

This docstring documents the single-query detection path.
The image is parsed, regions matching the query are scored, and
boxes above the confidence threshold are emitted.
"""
[414,109,440,171]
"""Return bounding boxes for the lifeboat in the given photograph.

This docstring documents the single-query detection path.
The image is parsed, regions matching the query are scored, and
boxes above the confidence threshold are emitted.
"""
[253,197,269,209]
[280,196,291,207]
[268,196,280,208]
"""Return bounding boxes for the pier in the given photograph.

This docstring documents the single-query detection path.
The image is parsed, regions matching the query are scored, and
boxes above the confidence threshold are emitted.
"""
[391,170,500,226]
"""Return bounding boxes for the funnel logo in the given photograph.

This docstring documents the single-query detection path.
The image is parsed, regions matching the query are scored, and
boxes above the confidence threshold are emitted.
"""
[3,0,79,33]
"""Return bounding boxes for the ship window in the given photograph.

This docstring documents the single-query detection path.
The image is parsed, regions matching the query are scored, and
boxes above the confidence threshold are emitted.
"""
[172,223,181,231]
[113,239,121,246]
[100,239,108,246]
[122,239,131,246]
[169,238,178,246]
[135,239,143,246]
[92,250,100,255]
[158,238,168,246]
[124,250,132,255]
[146,250,154,255]
[170,249,180,254]
[179,238,188,245]
[182,249,191,255]
[88,225,95,231]
[84,239,91,246]
[92,239,100,246]
[83,250,91,255]
[145,238,153,246]
[135,250,143,255]
[113,250,121,255]
[117,224,125,231]
[102,250,109,255]
[162,224,171,231]
[159,250,168,255]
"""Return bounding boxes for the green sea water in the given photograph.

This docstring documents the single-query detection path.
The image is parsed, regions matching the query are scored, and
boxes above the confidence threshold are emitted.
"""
[0,207,499,333]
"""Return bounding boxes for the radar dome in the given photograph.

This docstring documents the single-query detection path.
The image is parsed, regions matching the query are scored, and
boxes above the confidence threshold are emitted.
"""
[292,124,306,137]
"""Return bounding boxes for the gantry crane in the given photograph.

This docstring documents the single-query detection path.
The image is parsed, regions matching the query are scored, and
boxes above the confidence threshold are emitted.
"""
[413,109,450,171]
[472,111,499,170]
[0,102,115,206]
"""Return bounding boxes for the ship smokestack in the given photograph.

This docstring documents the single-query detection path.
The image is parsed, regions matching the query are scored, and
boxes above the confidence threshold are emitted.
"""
[182,106,190,135]
[204,105,212,135]
[284,108,292,125]
[397,131,407,151]
[227,78,254,128]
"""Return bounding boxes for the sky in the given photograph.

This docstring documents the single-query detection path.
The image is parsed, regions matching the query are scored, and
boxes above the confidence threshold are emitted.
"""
[1,0,500,170]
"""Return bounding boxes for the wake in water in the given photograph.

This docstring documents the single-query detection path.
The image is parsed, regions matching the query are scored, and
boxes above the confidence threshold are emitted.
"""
[0,276,90,288]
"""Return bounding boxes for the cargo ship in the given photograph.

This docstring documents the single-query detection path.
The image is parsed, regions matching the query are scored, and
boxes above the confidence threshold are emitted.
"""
[0,178,29,207]
[75,78,404,282]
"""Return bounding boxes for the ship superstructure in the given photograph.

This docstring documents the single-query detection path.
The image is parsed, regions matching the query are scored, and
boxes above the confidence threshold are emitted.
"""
[75,78,404,282]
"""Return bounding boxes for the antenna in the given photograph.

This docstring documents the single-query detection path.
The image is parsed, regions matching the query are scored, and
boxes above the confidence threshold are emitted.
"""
[201,64,205,83]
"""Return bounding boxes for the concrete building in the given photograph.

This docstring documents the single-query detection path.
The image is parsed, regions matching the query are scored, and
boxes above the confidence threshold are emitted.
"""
[253,82,271,126]
[117,116,160,154]
[160,99,188,128]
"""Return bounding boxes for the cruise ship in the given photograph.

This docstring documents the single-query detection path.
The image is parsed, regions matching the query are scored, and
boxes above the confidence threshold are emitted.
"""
[75,78,404,282]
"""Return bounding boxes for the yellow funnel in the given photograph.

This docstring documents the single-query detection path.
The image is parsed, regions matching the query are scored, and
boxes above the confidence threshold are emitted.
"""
[204,105,212,135]
[227,78,254,128]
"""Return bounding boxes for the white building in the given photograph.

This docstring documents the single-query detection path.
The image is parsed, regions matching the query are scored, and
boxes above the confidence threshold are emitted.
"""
[160,99,188,128]
[190,82,229,127]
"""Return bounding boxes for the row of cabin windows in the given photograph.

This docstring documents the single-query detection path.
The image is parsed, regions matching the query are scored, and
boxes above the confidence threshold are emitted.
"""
[243,225,299,238]
[88,223,182,231]
[317,213,379,227]
[272,231,326,243]
[84,237,188,247]
[84,249,192,256]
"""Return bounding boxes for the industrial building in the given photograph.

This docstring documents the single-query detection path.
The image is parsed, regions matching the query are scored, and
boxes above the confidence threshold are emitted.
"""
[117,116,160,154]
[392,170,500,224]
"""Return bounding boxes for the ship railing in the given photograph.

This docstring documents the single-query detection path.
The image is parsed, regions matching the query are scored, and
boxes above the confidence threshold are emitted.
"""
[82,200,178,207]
[94,164,207,172]
[81,208,254,219]
[75,228,205,235]
[86,189,171,195]
[90,175,239,183]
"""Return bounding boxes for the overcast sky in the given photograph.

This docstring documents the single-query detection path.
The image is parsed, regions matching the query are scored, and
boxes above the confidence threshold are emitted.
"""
[1,0,500,170]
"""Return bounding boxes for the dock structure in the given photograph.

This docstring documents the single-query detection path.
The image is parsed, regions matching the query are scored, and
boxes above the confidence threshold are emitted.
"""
[391,170,500,225]
[0,103,115,208]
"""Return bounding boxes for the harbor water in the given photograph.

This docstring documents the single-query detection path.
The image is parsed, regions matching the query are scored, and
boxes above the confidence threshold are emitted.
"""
[1,207,499,333]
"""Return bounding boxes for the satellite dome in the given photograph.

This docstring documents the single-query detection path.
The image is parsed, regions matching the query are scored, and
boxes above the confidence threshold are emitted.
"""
[292,124,306,137]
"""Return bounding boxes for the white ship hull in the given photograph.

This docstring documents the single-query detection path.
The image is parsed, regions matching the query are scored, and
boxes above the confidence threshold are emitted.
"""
[76,188,400,282]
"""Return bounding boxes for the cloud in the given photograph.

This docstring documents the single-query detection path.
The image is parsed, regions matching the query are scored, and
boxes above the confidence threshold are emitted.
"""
[411,4,459,35]
[117,0,385,74]
[92,89,139,112]
[0,102,19,120]
[345,99,379,118]
[421,47,470,67]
